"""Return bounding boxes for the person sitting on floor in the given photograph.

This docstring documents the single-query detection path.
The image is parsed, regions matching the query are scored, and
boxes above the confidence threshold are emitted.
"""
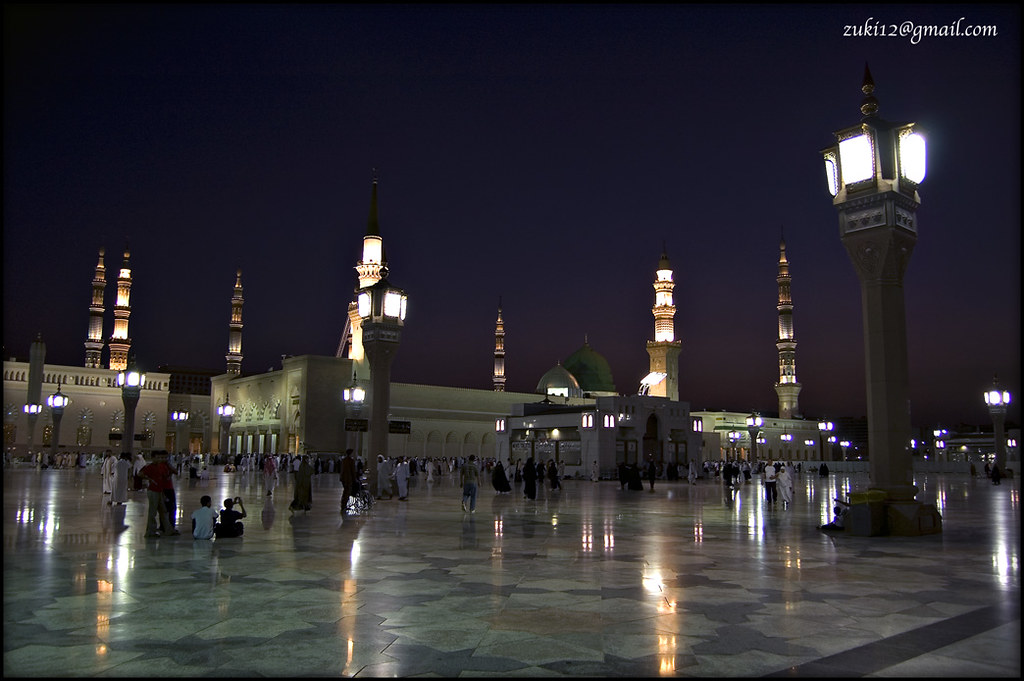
[213,497,246,538]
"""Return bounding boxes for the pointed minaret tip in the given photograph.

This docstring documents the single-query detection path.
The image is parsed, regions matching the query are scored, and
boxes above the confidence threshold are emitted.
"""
[366,174,380,237]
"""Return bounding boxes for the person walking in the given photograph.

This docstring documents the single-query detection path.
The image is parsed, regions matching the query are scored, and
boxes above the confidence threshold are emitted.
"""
[263,454,278,497]
[110,452,132,505]
[523,457,537,500]
[492,461,512,494]
[101,451,115,501]
[777,464,794,509]
[764,459,778,505]
[460,454,480,512]
[394,456,410,501]
[339,449,358,513]
[688,460,698,485]
[547,459,561,491]
[289,455,314,512]
[376,455,393,499]
[646,458,657,491]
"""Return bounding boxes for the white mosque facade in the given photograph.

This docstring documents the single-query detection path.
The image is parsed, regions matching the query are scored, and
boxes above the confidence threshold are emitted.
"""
[6,180,896,474]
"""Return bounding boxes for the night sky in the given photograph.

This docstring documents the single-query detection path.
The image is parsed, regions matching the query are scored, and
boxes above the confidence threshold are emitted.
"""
[4,4,1020,429]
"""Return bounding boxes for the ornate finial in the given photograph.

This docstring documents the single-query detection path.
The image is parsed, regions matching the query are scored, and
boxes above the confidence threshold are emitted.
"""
[780,225,786,250]
[860,62,878,118]
[372,168,378,184]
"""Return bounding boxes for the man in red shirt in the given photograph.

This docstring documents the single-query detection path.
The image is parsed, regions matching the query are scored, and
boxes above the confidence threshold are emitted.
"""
[140,450,179,536]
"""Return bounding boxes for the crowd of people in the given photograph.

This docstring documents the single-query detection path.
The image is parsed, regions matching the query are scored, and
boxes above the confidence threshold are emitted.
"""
[13,446,1013,539]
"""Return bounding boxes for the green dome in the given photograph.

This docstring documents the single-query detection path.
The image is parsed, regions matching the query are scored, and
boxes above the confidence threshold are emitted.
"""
[563,341,616,394]
[536,362,582,397]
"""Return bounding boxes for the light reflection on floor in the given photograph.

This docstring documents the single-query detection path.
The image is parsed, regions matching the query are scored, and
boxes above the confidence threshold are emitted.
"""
[3,466,1020,677]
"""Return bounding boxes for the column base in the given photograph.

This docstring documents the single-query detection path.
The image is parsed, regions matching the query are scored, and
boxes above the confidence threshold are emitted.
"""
[844,486,942,537]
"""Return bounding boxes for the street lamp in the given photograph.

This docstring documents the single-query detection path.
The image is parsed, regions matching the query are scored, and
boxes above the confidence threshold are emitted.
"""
[984,374,1011,473]
[217,394,235,460]
[46,383,69,468]
[781,430,793,460]
[818,420,834,461]
[932,428,948,462]
[116,354,144,455]
[821,64,926,508]
[342,371,366,458]
[171,409,190,456]
[839,440,851,461]
[746,413,763,462]
[728,431,741,460]
[358,275,408,498]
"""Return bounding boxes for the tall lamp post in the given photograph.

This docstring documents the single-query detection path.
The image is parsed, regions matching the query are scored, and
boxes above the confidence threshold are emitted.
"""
[25,333,46,466]
[983,375,1011,473]
[218,394,235,462]
[116,355,144,455]
[746,414,763,462]
[781,431,793,460]
[46,383,69,467]
[343,372,366,459]
[358,276,408,499]
[821,65,930,521]
[818,420,834,462]
[171,409,190,457]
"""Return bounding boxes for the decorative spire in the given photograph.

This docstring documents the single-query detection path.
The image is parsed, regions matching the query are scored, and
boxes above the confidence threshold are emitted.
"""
[367,172,380,237]
[493,297,506,391]
[226,268,244,376]
[775,233,801,418]
[860,62,878,118]
[84,246,107,368]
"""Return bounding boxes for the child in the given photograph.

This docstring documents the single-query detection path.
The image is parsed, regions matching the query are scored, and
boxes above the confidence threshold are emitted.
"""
[191,495,218,540]
[214,497,247,538]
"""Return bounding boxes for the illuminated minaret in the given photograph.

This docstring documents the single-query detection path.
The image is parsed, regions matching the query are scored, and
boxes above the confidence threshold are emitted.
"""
[645,247,682,400]
[225,268,244,376]
[774,233,802,418]
[338,176,387,368]
[493,298,506,391]
[107,243,132,371]
[84,247,107,368]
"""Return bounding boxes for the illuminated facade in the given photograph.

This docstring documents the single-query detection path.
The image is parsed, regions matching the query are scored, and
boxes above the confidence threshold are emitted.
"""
[107,245,133,371]
[84,247,106,369]
[645,249,682,400]
[773,235,802,418]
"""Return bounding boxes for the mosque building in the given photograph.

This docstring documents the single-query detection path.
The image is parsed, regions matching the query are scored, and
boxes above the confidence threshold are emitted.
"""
[6,179,869,472]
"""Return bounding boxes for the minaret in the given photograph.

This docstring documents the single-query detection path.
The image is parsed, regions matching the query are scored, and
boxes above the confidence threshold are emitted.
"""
[107,243,132,371]
[225,268,244,376]
[339,176,387,368]
[84,247,106,368]
[645,247,682,400]
[493,298,506,391]
[774,232,802,418]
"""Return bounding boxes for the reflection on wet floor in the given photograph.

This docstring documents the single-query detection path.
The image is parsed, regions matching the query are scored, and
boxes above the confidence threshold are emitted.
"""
[3,466,1020,677]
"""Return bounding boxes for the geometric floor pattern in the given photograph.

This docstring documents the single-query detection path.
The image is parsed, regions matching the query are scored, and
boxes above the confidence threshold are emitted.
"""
[4,463,1019,677]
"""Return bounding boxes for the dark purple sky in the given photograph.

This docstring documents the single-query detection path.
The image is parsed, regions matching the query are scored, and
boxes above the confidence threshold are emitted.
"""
[4,5,1020,429]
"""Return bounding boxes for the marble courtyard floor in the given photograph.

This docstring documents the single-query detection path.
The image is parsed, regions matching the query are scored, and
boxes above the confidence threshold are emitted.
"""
[3,465,1019,677]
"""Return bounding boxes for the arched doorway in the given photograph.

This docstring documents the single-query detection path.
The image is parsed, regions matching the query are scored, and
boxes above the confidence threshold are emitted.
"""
[642,413,660,463]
